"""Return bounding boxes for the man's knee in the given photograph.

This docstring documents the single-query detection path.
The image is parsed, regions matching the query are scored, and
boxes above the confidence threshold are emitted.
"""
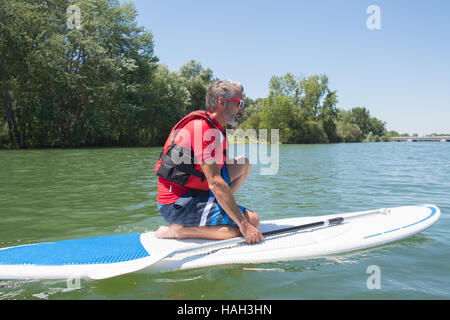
[234,155,248,164]
[235,156,251,173]
[246,209,260,228]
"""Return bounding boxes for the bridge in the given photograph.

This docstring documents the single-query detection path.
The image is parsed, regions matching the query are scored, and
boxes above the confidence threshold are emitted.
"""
[391,136,450,142]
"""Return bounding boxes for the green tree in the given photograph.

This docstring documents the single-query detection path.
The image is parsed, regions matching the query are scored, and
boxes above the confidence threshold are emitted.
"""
[140,64,190,145]
[336,122,363,142]
[336,107,386,142]
[268,73,302,105]
[303,120,329,144]
[0,0,158,148]
[262,73,338,143]
[369,117,387,137]
[350,107,371,137]
[259,94,297,144]
[177,60,215,113]
[382,130,399,142]
[240,97,263,123]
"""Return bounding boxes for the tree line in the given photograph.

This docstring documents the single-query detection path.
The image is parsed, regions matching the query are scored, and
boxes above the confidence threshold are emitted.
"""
[240,74,396,144]
[1,0,396,149]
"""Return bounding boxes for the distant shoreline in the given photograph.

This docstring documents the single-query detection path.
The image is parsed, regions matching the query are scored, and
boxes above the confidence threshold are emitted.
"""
[3,139,449,151]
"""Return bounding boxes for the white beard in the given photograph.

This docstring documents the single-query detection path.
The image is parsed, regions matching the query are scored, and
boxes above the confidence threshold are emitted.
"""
[225,105,240,127]
[229,114,239,127]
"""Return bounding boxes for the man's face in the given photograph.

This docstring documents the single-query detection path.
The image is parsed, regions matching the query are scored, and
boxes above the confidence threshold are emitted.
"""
[224,89,245,127]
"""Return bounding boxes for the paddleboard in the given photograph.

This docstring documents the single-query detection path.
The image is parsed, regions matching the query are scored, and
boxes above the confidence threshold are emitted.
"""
[0,204,441,280]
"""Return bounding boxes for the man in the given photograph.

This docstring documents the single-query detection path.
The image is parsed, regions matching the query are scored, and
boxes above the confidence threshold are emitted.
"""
[154,80,263,244]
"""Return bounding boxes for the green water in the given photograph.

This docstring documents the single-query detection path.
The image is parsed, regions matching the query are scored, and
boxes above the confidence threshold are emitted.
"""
[0,143,449,299]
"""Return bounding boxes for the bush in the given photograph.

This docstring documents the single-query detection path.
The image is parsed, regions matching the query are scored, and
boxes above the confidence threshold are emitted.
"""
[303,120,329,144]
[336,122,362,142]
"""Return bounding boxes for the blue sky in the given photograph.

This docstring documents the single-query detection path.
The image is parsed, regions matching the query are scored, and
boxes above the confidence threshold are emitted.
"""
[121,0,450,135]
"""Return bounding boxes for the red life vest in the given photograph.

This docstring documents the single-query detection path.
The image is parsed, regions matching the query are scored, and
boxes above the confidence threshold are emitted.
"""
[155,110,227,192]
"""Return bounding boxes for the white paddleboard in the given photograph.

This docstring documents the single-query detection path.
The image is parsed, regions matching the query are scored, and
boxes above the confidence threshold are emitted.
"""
[0,204,441,279]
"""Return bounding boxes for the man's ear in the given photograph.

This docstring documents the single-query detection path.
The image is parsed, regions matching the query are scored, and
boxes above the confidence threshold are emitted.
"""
[217,96,226,109]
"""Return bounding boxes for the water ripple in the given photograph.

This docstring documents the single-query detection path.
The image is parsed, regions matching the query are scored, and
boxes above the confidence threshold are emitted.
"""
[0,143,449,299]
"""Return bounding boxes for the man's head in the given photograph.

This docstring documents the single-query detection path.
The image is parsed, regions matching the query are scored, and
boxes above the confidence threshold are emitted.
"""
[205,80,245,127]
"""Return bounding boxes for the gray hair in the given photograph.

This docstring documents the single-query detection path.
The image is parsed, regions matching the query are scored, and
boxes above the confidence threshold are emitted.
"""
[205,80,244,111]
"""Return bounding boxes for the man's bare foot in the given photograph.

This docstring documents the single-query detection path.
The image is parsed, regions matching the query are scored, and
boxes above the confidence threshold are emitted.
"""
[155,223,183,239]
[155,226,169,238]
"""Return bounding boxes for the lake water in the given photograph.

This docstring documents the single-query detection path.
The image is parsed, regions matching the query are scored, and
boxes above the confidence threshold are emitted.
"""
[0,142,449,300]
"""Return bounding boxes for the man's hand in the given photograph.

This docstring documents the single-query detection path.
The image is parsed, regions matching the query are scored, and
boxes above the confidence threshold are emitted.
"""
[239,219,264,244]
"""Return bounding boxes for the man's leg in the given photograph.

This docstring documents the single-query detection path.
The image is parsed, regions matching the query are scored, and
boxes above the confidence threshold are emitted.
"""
[225,156,260,228]
[155,157,260,240]
[155,209,260,239]
[156,224,240,240]
[226,156,251,194]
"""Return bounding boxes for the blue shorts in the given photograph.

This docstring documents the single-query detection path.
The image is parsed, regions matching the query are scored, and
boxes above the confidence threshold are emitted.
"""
[158,165,247,227]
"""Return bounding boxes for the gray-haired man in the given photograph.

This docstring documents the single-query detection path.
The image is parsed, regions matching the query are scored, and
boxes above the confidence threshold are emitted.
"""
[154,80,263,244]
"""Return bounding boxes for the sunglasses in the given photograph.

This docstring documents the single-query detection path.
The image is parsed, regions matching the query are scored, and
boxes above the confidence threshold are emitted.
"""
[226,98,245,109]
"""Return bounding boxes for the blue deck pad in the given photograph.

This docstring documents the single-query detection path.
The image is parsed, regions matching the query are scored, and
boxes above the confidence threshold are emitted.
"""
[0,233,149,266]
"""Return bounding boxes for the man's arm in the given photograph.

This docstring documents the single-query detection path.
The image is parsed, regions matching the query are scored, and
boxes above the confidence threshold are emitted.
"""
[200,161,263,244]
